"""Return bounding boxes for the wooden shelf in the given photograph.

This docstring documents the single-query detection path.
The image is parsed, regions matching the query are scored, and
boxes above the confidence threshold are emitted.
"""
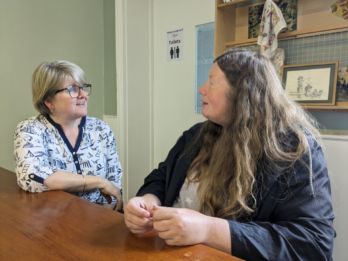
[215,0,348,56]
[303,102,348,111]
[217,0,264,8]
[215,0,348,111]
[225,26,348,48]
[304,106,348,111]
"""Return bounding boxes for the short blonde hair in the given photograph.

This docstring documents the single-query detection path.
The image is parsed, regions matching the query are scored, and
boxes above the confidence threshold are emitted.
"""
[32,60,86,115]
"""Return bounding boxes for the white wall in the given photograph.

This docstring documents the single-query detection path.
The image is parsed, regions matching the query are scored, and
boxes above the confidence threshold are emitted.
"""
[322,135,348,261]
[152,0,210,164]
[117,0,211,199]
[115,0,154,200]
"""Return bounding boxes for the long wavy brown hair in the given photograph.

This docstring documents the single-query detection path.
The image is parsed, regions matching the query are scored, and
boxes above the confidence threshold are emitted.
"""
[188,49,320,219]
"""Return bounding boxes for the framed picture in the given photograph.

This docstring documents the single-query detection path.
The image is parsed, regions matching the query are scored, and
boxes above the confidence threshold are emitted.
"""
[336,66,348,106]
[282,62,338,106]
[248,0,298,39]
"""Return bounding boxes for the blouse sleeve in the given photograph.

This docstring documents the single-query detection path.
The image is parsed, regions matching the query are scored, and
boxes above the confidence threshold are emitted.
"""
[103,124,122,190]
[13,119,53,192]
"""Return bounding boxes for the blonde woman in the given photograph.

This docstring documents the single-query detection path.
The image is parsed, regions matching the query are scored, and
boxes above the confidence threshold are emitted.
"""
[14,60,122,210]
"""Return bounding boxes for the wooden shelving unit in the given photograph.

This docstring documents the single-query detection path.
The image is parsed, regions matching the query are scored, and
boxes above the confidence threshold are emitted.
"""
[215,0,348,111]
[225,25,348,48]
[303,105,348,111]
[215,0,348,55]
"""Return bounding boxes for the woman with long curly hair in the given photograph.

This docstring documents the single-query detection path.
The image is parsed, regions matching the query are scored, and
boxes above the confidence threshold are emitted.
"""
[124,49,335,260]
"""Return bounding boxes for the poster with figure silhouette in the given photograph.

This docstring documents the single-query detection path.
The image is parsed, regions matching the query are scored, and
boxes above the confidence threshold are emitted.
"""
[282,62,338,106]
[167,28,183,61]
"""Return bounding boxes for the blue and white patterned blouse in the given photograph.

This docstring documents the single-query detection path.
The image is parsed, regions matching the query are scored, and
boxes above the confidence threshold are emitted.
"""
[14,114,122,204]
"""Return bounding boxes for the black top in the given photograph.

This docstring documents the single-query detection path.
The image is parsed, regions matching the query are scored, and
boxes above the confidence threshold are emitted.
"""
[137,122,335,260]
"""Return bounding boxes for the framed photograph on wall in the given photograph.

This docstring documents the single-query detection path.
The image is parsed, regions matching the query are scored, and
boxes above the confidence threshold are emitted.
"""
[282,62,338,106]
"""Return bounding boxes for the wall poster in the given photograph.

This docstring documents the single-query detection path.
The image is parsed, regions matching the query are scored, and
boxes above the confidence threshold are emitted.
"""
[167,28,183,61]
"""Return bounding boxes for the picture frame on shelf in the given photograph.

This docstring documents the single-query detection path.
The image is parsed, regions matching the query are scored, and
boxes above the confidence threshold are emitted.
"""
[282,62,338,106]
[336,66,348,107]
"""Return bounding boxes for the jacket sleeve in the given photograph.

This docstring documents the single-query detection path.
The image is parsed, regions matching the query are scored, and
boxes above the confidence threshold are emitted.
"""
[136,123,202,204]
[229,138,335,261]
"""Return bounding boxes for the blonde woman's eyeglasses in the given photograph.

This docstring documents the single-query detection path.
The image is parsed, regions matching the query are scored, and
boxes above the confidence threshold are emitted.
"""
[55,83,92,98]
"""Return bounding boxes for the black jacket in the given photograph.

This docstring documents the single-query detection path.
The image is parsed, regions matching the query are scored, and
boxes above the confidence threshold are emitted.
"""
[137,123,335,260]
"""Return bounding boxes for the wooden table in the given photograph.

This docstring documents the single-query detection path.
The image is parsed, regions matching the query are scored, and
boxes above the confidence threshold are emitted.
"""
[0,167,242,260]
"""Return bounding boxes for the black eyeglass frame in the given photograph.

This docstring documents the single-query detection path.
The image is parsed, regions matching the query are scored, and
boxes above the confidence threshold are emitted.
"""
[55,83,92,97]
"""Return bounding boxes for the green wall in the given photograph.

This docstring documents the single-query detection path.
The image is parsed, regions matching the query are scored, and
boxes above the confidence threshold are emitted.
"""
[0,0,116,170]
[104,0,117,115]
